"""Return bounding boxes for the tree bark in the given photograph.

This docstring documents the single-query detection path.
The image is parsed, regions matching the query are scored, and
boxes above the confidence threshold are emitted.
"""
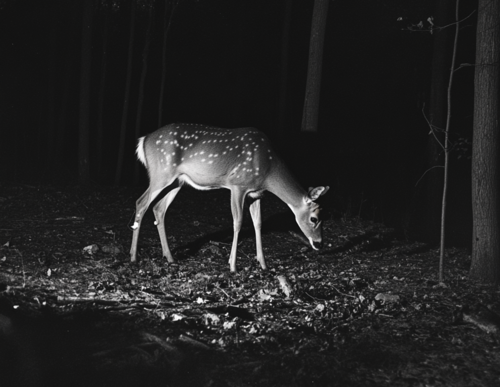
[158,0,178,128]
[301,0,329,133]
[78,0,93,185]
[134,3,154,184]
[46,1,57,175]
[115,1,136,185]
[231,3,246,124]
[96,4,109,180]
[438,0,460,283]
[56,54,76,176]
[470,0,500,284]
[277,0,293,134]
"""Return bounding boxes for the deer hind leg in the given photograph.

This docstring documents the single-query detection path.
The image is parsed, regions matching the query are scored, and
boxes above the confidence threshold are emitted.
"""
[249,198,266,270]
[152,186,182,262]
[228,188,247,272]
[130,188,154,262]
[130,177,176,262]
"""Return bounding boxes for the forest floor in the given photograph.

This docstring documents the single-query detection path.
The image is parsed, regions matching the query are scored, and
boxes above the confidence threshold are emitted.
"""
[0,183,499,387]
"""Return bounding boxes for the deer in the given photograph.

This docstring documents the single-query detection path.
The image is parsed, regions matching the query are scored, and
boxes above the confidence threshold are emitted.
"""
[130,123,329,272]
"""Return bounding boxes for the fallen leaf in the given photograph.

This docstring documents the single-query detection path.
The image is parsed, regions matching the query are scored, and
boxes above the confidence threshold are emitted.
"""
[171,313,185,322]
[277,275,293,297]
[83,244,99,255]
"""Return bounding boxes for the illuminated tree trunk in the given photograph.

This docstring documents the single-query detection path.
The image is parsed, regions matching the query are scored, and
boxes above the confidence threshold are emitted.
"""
[417,0,453,242]
[134,3,154,183]
[301,0,329,133]
[78,0,93,185]
[470,0,500,284]
[158,0,179,127]
[277,0,292,134]
[115,1,136,185]
[96,5,109,178]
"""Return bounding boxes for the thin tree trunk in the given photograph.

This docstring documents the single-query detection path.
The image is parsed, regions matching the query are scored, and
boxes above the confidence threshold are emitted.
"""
[56,57,75,178]
[96,5,109,181]
[470,0,500,284]
[134,4,154,184]
[415,0,453,242]
[115,1,136,185]
[158,0,178,127]
[301,0,329,133]
[46,1,57,175]
[55,1,78,180]
[438,0,460,283]
[78,0,93,185]
[232,3,246,123]
[277,0,293,134]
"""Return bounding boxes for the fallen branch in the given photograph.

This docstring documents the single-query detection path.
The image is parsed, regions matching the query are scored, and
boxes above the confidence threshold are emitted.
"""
[463,305,500,335]
[55,296,174,309]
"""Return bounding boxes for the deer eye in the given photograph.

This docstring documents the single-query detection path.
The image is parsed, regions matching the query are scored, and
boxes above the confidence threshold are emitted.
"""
[311,216,318,224]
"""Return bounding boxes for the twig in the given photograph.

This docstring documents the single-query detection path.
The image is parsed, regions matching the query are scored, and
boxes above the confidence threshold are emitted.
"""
[421,104,445,149]
[415,165,444,187]
[305,291,323,301]
[331,285,356,298]
[406,10,475,33]
[55,296,174,309]
[433,10,476,31]
[307,285,356,300]
[215,284,233,301]
[455,63,474,71]
[56,296,124,305]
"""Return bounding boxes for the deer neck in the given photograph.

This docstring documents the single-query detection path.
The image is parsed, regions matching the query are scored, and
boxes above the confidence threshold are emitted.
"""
[265,157,306,210]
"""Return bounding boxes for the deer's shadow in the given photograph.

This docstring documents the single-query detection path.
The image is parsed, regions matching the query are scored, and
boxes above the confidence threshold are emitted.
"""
[172,210,299,260]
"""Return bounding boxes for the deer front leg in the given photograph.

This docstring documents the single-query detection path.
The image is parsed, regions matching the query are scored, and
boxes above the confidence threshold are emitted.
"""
[249,198,266,270]
[152,187,181,263]
[228,189,246,272]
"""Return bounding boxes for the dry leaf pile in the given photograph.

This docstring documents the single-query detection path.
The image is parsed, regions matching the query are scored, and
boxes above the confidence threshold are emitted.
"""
[0,184,499,386]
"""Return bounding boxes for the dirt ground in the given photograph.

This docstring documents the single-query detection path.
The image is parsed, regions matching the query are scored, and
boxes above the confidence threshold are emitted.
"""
[0,183,499,387]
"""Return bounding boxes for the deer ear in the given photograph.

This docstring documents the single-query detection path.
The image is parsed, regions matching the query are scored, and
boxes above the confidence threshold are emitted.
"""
[307,186,329,202]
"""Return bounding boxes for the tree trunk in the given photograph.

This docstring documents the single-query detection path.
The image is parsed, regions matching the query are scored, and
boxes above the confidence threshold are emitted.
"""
[46,1,57,176]
[96,5,109,181]
[231,3,246,124]
[420,0,453,242]
[134,3,154,184]
[437,0,461,283]
[78,0,93,185]
[470,0,500,284]
[56,52,76,177]
[301,0,329,133]
[277,0,293,134]
[115,1,136,185]
[158,0,178,127]
[55,1,78,181]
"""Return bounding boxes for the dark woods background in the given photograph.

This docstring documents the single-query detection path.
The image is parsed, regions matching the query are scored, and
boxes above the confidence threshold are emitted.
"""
[0,0,478,245]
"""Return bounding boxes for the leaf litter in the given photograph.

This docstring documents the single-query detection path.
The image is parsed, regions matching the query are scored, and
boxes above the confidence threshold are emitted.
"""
[0,184,499,386]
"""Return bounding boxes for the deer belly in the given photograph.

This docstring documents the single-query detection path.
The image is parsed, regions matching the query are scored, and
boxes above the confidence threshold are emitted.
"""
[177,174,222,191]
[177,162,262,191]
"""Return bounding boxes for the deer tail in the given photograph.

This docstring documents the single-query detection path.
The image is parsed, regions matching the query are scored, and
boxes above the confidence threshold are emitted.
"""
[136,136,147,166]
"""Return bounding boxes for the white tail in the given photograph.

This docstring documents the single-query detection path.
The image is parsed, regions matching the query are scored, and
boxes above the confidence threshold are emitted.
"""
[130,123,329,272]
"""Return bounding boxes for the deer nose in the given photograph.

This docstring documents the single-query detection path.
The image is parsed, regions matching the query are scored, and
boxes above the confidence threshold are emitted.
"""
[312,240,323,250]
